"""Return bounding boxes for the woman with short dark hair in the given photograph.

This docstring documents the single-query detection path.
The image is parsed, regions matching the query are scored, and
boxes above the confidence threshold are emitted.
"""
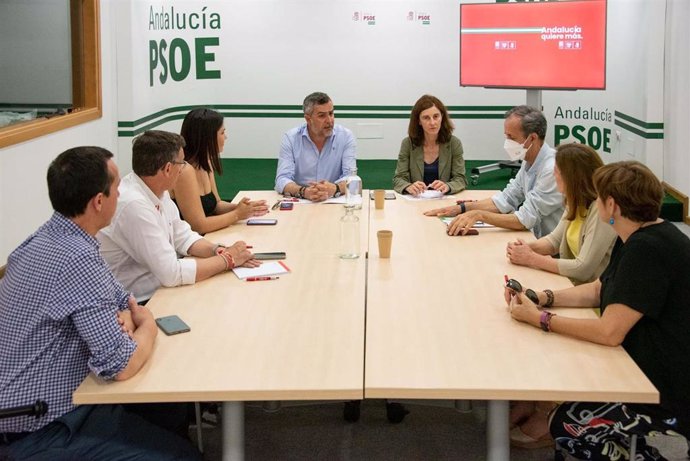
[392,95,467,196]
[506,161,690,459]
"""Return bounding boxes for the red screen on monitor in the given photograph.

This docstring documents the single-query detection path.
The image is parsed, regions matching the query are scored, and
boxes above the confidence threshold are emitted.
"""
[460,0,607,90]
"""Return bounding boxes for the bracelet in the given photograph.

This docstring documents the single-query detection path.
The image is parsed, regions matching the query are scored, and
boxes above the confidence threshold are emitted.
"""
[542,289,554,308]
[540,311,556,332]
[219,252,235,271]
[298,186,307,199]
[459,202,466,214]
[213,244,226,256]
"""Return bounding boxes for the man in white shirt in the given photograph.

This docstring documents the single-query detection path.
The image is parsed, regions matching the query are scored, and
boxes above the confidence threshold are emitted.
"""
[425,105,563,238]
[99,130,258,302]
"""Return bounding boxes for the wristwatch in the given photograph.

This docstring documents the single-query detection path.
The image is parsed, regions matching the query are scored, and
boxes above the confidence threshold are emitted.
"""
[333,184,342,198]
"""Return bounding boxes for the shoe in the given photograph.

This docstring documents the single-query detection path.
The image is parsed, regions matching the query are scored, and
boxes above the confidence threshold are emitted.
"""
[510,425,554,449]
[343,400,361,423]
[386,402,409,424]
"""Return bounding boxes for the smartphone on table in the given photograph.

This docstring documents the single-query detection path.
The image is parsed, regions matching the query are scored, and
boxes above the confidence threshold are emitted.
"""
[155,315,190,335]
[253,252,287,260]
[279,202,294,210]
[247,218,278,225]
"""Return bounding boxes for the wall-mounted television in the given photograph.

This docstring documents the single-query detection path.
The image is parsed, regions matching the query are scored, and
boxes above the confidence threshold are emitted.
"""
[460,0,607,90]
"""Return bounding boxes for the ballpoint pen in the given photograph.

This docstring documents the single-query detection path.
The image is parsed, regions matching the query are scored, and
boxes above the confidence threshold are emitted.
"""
[271,200,281,210]
[246,276,279,281]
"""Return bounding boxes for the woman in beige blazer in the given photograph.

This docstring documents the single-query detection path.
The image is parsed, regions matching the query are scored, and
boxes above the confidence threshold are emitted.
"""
[504,143,617,449]
[392,95,467,195]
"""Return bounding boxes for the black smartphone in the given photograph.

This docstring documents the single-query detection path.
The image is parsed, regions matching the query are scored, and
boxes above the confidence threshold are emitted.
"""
[279,202,294,210]
[253,252,287,260]
[247,218,278,225]
[448,228,479,236]
[155,315,190,335]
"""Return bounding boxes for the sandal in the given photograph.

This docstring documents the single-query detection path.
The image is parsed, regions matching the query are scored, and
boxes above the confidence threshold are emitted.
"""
[509,401,535,429]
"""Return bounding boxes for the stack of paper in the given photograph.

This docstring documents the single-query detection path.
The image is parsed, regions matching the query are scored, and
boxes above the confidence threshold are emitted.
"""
[232,261,291,279]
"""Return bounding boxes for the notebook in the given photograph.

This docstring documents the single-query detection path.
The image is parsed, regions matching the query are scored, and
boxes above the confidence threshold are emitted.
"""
[232,261,291,279]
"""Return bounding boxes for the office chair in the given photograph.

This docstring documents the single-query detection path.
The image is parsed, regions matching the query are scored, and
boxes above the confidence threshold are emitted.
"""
[469,160,521,186]
[0,400,48,421]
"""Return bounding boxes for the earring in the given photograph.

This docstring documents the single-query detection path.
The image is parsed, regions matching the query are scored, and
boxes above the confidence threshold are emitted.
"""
[609,217,615,225]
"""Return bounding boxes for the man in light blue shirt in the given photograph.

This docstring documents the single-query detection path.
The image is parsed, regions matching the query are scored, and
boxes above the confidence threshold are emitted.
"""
[275,92,357,201]
[425,106,563,238]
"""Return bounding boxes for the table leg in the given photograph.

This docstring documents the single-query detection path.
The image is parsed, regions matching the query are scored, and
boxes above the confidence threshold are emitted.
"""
[222,401,244,461]
[487,400,509,461]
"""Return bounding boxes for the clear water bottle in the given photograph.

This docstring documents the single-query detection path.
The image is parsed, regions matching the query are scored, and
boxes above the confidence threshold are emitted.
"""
[345,167,362,209]
[339,207,360,259]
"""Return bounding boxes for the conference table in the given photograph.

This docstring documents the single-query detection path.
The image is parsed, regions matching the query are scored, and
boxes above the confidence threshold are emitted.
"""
[74,190,658,461]
[366,190,658,459]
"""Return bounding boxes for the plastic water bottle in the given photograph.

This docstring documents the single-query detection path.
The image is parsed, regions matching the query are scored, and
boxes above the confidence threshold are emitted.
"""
[345,167,362,209]
[339,207,360,259]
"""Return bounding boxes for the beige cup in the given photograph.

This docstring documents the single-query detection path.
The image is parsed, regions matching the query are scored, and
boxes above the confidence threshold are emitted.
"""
[377,230,393,258]
[374,189,385,209]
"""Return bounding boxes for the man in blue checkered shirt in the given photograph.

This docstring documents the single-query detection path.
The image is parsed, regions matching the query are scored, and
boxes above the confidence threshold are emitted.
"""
[0,147,200,460]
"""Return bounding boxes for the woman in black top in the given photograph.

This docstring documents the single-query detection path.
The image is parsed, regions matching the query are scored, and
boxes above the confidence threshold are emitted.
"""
[506,161,690,460]
[172,108,268,234]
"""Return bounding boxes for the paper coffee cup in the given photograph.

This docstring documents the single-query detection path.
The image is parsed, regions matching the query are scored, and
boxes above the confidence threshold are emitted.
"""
[377,230,393,258]
[374,189,385,209]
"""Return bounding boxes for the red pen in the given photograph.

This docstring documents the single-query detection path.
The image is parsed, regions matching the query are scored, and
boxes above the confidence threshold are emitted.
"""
[504,274,510,284]
[246,246,253,249]
[246,276,279,282]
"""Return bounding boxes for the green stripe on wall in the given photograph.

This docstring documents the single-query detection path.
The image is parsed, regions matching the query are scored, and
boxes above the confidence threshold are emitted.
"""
[117,105,510,137]
[614,120,664,139]
[614,111,664,130]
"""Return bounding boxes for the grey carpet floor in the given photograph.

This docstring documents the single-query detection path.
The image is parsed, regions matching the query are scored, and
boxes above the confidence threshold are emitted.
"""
[191,399,689,460]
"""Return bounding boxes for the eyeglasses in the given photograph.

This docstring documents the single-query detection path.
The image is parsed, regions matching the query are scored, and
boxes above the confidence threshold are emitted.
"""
[171,160,188,170]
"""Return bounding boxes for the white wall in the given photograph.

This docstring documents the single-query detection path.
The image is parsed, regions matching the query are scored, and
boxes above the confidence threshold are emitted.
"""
[663,0,690,196]
[1,0,687,262]
[0,0,119,261]
[114,0,667,173]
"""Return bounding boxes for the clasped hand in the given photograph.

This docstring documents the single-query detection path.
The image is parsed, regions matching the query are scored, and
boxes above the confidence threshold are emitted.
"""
[406,180,448,196]
[304,181,336,202]
[506,239,535,265]
[223,241,261,268]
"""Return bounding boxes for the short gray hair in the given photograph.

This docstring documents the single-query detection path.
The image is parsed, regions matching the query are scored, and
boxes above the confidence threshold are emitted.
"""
[505,105,547,140]
[303,92,331,115]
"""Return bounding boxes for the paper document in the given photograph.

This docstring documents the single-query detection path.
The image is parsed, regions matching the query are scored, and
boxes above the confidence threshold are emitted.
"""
[233,261,291,279]
[401,193,444,201]
[438,217,495,228]
[322,196,363,205]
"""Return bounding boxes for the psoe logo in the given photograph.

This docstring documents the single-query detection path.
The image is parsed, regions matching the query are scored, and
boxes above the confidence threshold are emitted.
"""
[416,13,431,25]
[352,11,375,25]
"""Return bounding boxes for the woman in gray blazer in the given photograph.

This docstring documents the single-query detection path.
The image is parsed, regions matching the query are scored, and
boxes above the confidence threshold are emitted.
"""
[393,95,467,195]
[506,143,616,285]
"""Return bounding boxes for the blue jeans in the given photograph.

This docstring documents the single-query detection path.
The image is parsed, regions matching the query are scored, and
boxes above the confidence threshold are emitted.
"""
[1,404,201,460]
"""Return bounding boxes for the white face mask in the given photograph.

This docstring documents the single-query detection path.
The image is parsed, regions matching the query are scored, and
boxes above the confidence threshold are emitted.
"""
[503,138,530,161]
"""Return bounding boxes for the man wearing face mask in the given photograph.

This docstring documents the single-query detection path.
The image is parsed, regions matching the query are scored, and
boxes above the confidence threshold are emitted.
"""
[424,105,563,238]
